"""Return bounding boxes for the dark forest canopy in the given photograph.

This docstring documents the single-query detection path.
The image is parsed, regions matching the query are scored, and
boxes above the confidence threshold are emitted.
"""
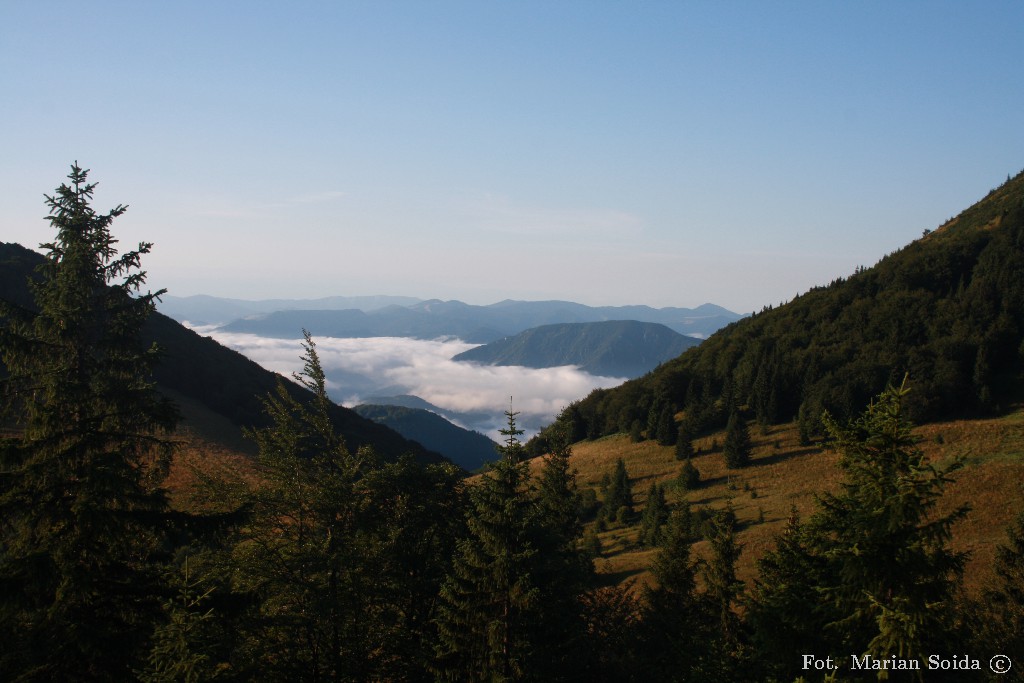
[545,170,1024,447]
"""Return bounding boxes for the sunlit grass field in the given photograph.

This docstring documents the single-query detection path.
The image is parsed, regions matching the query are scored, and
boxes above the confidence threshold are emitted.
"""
[534,409,1024,596]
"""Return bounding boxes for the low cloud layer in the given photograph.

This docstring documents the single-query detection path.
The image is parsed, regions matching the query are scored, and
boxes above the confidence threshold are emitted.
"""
[197,330,626,439]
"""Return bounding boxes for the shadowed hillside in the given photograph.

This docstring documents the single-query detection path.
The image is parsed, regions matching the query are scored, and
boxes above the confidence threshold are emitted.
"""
[0,241,445,465]
[354,404,499,471]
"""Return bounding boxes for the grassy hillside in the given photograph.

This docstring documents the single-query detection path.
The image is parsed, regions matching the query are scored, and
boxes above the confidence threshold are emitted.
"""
[543,407,1024,596]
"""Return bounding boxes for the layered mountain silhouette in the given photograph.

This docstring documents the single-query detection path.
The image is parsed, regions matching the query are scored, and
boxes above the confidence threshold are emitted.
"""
[452,320,701,378]
[158,294,422,326]
[204,298,741,343]
[0,242,444,465]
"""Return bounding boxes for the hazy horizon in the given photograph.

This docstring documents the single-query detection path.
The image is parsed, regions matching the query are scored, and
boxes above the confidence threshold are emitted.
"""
[4,2,1023,313]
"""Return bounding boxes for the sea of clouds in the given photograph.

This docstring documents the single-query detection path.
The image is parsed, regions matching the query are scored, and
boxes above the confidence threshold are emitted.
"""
[193,329,627,440]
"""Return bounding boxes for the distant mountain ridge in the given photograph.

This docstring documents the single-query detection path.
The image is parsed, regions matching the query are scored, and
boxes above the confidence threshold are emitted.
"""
[452,321,701,378]
[210,298,741,343]
[0,242,444,466]
[158,294,423,326]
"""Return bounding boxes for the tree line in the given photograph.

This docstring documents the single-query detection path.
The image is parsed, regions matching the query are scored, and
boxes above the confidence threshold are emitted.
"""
[548,171,1024,450]
[2,167,1022,681]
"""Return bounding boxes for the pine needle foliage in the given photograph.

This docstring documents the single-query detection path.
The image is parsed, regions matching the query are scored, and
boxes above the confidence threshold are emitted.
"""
[603,457,633,520]
[228,331,378,680]
[723,409,752,469]
[0,164,177,680]
[434,408,541,682]
[976,512,1024,672]
[640,505,705,682]
[813,377,968,666]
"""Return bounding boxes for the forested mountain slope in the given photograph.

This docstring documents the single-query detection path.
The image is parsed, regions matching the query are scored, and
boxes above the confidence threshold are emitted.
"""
[0,241,444,464]
[452,320,700,378]
[556,170,1024,442]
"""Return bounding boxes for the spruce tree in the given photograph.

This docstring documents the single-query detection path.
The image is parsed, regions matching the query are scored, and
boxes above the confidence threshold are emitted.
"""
[531,425,593,679]
[655,404,677,446]
[677,457,701,490]
[229,331,376,680]
[811,378,968,666]
[978,512,1024,672]
[700,507,747,680]
[0,164,177,679]
[640,505,705,681]
[674,421,694,460]
[703,507,743,645]
[746,508,832,683]
[723,409,752,469]
[603,457,634,521]
[139,559,223,683]
[434,408,541,682]
[638,483,669,547]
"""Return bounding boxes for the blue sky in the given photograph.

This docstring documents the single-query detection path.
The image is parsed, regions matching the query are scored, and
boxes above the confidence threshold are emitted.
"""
[3,1,1023,312]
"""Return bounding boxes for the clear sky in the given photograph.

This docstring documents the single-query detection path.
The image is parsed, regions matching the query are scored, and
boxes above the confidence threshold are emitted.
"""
[3,1,1023,313]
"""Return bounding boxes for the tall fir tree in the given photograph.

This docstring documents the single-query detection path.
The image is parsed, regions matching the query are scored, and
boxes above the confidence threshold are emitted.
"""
[434,408,542,682]
[224,332,466,680]
[654,404,677,446]
[700,507,748,681]
[531,424,593,680]
[640,505,706,682]
[746,508,832,683]
[0,164,178,680]
[227,331,375,680]
[812,378,968,667]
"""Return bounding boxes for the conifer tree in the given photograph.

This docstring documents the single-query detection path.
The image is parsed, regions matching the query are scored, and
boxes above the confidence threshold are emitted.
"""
[655,404,677,446]
[434,408,541,682]
[978,512,1024,672]
[603,457,634,521]
[700,507,747,680]
[703,507,743,644]
[531,424,593,679]
[746,508,832,683]
[812,378,968,666]
[723,409,752,468]
[139,559,223,683]
[677,458,701,491]
[229,331,376,680]
[638,483,669,547]
[0,164,177,679]
[674,421,694,460]
[629,419,644,443]
[640,505,706,681]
